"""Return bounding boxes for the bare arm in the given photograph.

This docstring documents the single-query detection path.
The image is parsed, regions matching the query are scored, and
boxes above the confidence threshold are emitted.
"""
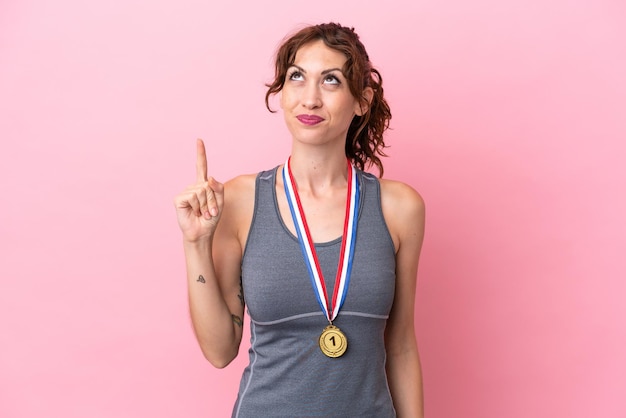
[174,139,253,368]
[381,179,425,417]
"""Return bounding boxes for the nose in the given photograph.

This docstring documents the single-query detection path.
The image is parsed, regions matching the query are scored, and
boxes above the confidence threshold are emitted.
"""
[301,81,322,109]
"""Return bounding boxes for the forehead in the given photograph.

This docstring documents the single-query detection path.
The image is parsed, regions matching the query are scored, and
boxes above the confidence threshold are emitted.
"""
[292,40,348,70]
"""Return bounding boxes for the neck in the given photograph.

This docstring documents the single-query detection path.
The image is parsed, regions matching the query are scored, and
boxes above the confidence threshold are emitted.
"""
[288,148,349,193]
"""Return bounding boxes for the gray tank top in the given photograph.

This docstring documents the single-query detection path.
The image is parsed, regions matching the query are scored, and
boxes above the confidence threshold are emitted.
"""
[233,167,397,418]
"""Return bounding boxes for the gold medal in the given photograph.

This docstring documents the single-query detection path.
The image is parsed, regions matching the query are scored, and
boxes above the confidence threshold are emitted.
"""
[319,325,348,358]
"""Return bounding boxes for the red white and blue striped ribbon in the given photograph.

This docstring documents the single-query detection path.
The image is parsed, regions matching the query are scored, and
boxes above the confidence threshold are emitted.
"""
[282,157,360,323]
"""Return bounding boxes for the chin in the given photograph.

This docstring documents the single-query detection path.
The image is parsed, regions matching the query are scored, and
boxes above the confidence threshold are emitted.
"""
[292,132,334,146]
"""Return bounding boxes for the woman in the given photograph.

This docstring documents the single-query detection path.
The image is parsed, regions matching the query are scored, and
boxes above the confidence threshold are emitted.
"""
[174,22,425,417]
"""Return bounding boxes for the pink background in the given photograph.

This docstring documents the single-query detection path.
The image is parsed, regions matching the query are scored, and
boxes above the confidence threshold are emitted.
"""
[1,0,625,417]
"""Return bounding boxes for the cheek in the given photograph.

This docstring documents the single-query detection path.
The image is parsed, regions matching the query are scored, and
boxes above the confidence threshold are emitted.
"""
[340,98,359,120]
[331,93,358,116]
[345,95,361,116]
[279,91,285,109]
[280,89,297,110]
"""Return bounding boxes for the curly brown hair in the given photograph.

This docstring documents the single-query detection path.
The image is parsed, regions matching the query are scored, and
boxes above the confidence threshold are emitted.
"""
[265,22,392,177]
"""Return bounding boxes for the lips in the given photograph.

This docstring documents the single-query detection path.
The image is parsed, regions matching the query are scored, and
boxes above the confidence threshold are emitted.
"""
[296,114,325,125]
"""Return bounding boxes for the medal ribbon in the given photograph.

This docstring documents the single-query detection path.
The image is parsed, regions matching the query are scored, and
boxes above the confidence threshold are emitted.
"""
[282,157,360,323]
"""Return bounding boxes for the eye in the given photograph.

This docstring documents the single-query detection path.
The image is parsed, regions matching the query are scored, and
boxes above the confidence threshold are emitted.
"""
[288,70,304,81]
[323,74,341,85]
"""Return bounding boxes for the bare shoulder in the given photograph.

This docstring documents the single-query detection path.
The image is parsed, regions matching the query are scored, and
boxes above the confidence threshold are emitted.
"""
[378,178,425,251]
[218,173,257,244]
[224,173,257,196]
[379,178,425,219]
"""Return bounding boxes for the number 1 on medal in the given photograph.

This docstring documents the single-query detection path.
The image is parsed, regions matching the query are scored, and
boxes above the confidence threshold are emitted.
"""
[319,325,348,358]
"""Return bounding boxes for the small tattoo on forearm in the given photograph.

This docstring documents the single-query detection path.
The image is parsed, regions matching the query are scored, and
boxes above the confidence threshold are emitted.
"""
[232,314,243,328]
[197,275,206,283]
[237,276,245,306]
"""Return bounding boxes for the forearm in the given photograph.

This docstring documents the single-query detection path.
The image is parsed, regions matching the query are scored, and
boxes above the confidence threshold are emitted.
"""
[386,345,424,418]
[184,239,241,368]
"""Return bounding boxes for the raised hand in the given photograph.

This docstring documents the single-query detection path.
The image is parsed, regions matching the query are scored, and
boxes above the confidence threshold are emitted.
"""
[174,139,225,242]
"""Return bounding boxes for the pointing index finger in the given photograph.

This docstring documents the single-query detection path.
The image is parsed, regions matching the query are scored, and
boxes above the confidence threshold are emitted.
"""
[196,138,208,183]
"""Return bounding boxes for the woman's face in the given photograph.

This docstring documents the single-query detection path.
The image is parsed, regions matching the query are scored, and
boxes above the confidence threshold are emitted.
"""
[280,40,364,148]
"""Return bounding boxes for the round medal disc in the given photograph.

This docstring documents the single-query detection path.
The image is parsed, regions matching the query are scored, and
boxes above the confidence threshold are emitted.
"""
[319,325,348,358]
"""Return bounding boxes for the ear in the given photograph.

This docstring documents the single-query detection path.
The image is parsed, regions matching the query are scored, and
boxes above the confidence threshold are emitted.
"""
[354,87,374,116]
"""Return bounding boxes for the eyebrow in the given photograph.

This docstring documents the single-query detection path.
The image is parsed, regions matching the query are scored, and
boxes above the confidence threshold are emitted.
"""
[289,64,344,75]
